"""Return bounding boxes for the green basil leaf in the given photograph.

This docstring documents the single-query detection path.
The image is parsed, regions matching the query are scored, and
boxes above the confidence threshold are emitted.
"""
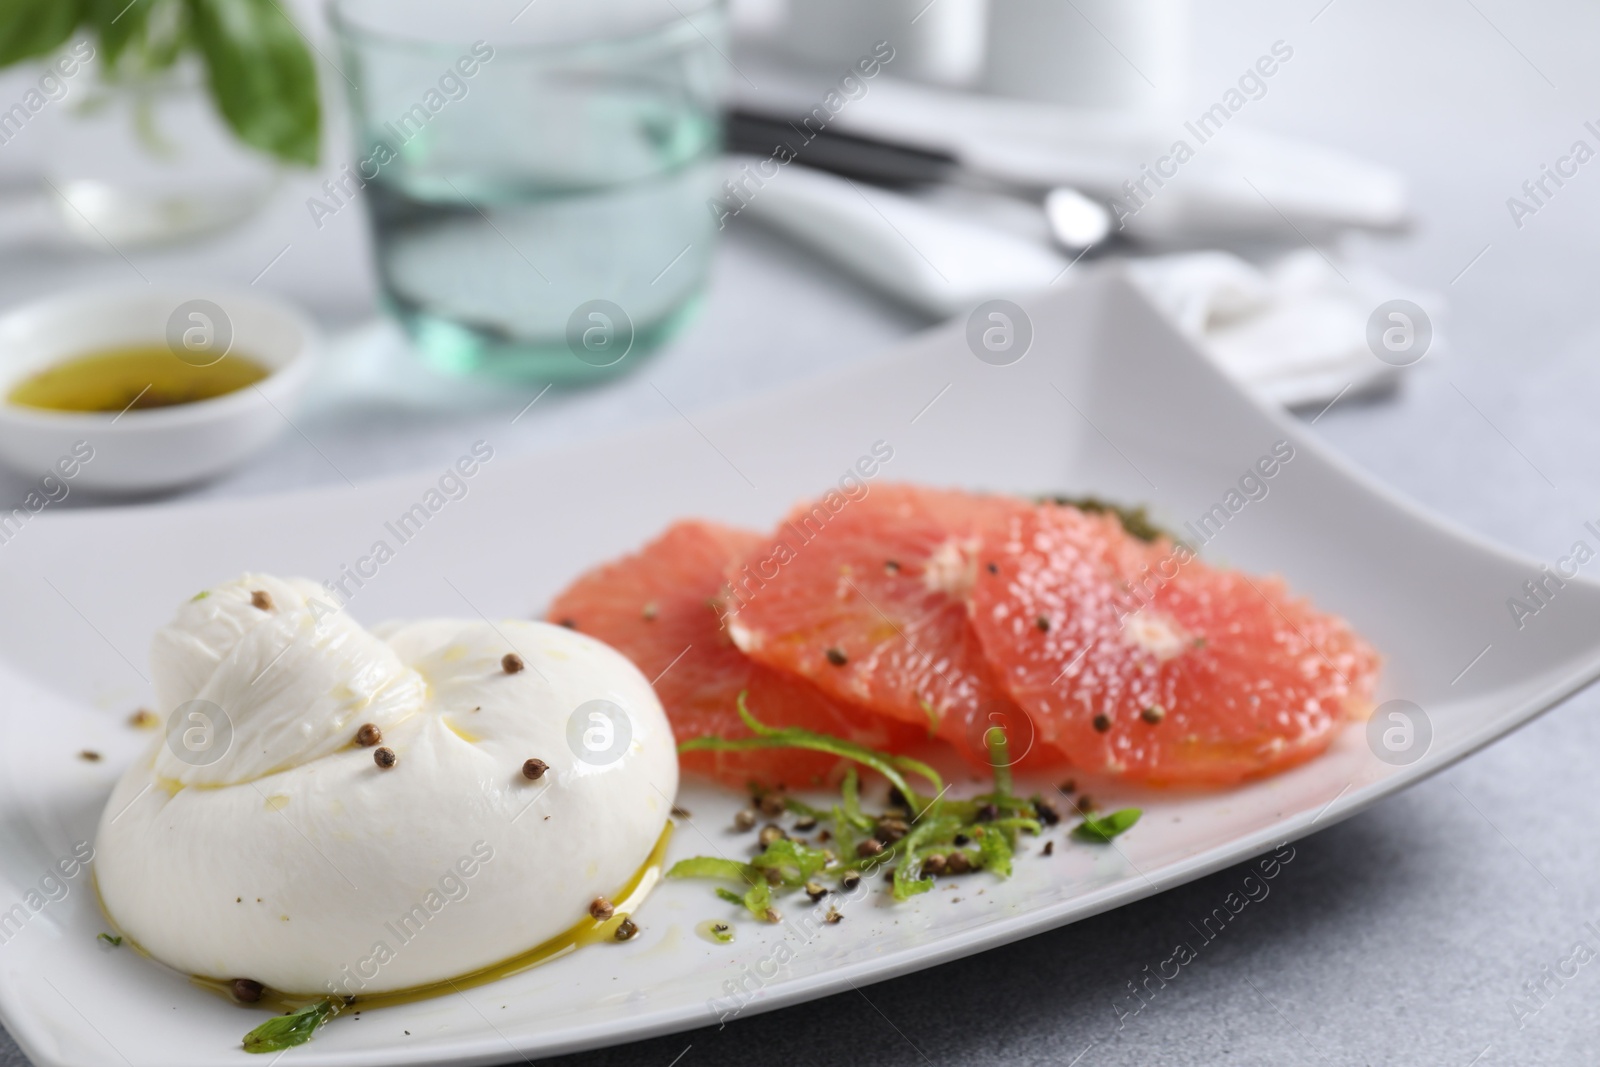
[0,0,85,66]
[184,0,318,165]
[85,0,150,68]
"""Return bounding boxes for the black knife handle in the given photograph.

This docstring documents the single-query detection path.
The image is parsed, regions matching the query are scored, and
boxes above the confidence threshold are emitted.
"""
[725,107,958,187]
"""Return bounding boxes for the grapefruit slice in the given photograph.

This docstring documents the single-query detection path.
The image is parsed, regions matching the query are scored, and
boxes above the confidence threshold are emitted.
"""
[723,484,1065,769]
[546,520,923,789]
[970,502,1379,786]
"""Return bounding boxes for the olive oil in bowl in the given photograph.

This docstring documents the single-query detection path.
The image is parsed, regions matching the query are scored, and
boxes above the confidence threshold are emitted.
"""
[8,345,270,414]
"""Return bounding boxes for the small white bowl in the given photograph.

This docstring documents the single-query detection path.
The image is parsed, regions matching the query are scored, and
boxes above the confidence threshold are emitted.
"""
[0,283,318,494]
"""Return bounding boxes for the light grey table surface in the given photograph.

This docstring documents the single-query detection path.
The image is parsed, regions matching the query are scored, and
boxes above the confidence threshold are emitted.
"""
[5,0,1600,1063]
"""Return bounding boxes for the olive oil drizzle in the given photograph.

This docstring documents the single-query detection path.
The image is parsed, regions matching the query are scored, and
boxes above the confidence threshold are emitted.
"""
[172,822,675,1015]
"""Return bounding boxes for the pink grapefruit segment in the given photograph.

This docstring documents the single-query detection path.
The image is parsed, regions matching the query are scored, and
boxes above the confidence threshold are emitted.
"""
[723,484,1068,769]
[546,520,925,789]
[970,502,1379,786]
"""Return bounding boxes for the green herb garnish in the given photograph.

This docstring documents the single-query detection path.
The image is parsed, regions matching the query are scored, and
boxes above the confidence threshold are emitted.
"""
[750,838,829,886]
[1042,495,1174,544]
[681,694,944,809]
[983,722,1013,799]
[668,856,757,883]
[96,932,122,946]
[1071,808,1143,843]
[738,880,775,922]
[672,695,1060,918]
[242,998,342,1054]
[978,825,1015,876]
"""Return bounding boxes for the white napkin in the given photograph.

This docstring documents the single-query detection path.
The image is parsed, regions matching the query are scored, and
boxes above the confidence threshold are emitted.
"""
[736,160,1439,407]
[1123,251,1440,407]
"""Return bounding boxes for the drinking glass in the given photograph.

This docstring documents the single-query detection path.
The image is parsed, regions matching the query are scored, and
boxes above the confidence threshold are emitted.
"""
[329,0,726,382]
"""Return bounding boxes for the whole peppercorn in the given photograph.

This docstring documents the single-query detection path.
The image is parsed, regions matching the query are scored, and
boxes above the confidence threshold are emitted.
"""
[874,817,910,843]
[355,723,382,747]
[374,747,398,770]
[1034,797,1062,826]
[522,758,548,781]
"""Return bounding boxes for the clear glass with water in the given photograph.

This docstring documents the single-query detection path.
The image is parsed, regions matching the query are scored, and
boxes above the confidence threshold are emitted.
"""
[330,0,725,382]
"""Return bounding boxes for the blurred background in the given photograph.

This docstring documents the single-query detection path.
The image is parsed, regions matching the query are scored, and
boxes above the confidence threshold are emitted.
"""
[0,0,1570,513]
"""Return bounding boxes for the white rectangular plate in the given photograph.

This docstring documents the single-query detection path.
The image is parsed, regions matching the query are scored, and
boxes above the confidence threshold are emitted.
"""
[1,272,1596,1067]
